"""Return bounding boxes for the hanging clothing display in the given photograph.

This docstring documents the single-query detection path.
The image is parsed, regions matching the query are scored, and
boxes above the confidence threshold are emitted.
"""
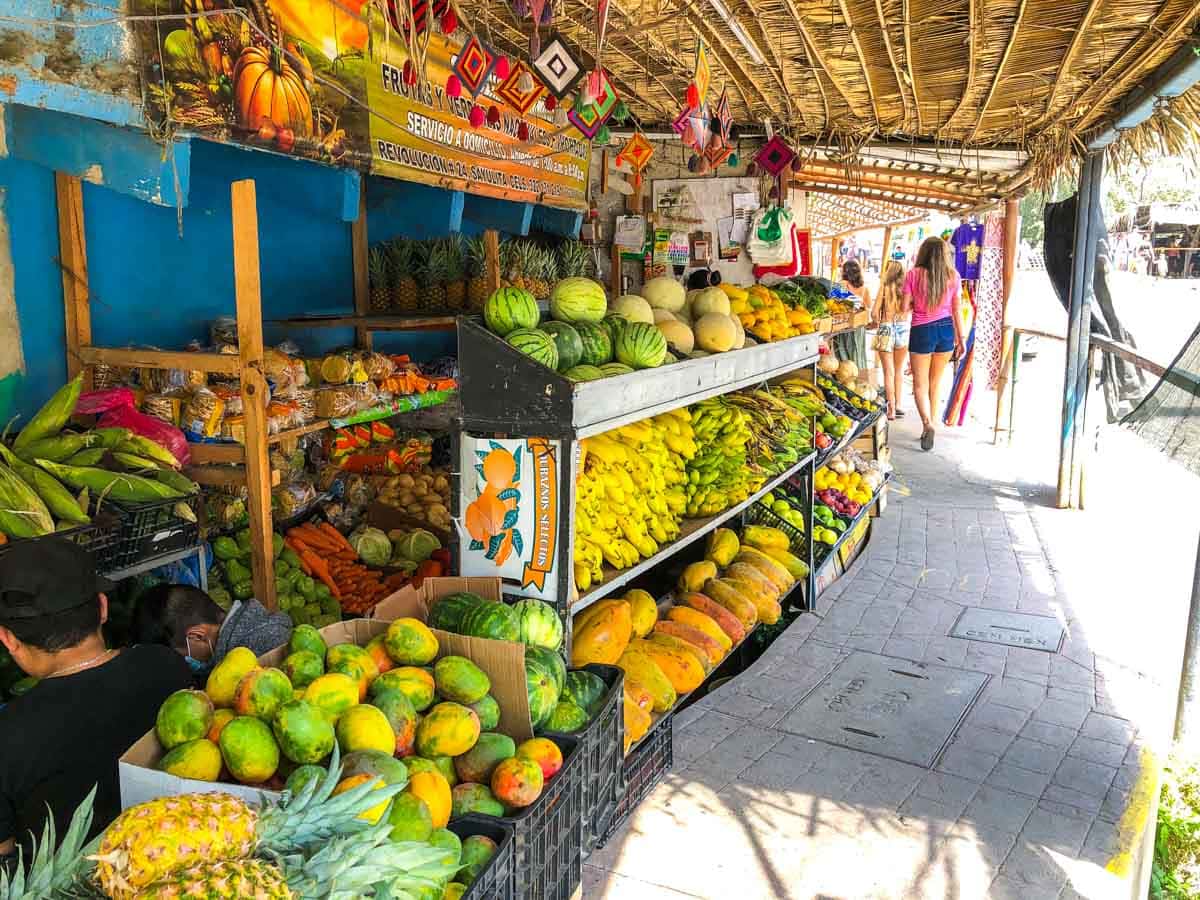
[974,214,1006,389]
[943,283,977,426]
[952,221,985,280]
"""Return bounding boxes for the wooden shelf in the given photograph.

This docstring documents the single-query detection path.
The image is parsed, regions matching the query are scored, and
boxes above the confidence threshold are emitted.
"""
[269,313,458,330]
[79,346,242,374]
[266,418,333,444]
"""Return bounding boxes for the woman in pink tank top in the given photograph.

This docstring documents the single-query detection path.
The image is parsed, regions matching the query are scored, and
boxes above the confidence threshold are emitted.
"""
[903,237,964,450]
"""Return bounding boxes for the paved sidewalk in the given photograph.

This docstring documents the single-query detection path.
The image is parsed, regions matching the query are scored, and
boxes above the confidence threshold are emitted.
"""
[584,408,1198,899]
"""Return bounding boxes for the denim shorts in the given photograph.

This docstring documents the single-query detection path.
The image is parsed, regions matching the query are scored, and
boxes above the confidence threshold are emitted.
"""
[892,319,911,349]
[909,317,955,354]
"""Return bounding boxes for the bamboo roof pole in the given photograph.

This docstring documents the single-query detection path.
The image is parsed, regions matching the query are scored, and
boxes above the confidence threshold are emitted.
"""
[778,0,832,127]
[874,0,915,131]
[1073,4,1200,133]
[901,0,922,133]
[940,0,977,137]
[1029,0,1104,130]
[835,0,883,130]
[800,159,1008,189]
[601,0,695,106]
[742,12,797,121]
[966,0,1029,145]
[785,7,862,115]
[796,171,989,204]
[794,182,967,212]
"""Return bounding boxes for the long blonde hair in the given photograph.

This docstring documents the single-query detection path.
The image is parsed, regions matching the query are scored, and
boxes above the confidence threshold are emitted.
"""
[877,260,904,322]
[914,236,954,313]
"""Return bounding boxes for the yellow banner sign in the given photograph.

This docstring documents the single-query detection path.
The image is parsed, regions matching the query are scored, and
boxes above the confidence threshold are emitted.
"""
[367,35,590,210]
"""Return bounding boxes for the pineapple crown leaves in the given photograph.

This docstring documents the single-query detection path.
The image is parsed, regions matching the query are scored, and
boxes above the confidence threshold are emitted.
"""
[2,786,96,900]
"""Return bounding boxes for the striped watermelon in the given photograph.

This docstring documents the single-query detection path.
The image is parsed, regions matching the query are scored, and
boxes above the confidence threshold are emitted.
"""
[615,321,667,369]
[539,321,583,372]
[574,322,612,366]
[549,278,606,324]
[599,362,634,377]
[564,365,604,382]
[600,314,627,346]
[506,328,559,370]
[484,287,539,336]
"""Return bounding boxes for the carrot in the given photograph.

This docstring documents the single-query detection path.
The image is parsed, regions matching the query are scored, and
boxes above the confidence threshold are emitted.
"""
[293,524,338,553]
[320,522,356,555]
[302,551,341,599]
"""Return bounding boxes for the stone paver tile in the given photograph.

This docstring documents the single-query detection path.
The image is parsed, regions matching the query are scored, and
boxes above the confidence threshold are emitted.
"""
[960,785,1038,833]
[998,841,1069,894]
[922,637,969,667]
[1032,698,1091,731]
[1003,738,1068,775]
[936,745,1001,781]
[1079,712,1136,747]
[1052,756,1117,800]
[915,770,981,810]
[947,725,1016,756]
[984,676,1047,711]
[898,793,965,825]
[582,865,703,899]
[880,636,927,660]
[986,762,1055,798]
[714,724,783,762]
[1020,720,1078,749]
[1041,785,1105,816]
[1067,735,1128,769]
[845,759,925,809]
[737,752,807,791]
[1019,805,1092,855]
[965,701,1030,735]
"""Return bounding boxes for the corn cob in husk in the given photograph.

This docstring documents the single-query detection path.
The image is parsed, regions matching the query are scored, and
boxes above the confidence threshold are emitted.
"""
[115,434,180,469]
[90,427,131,449]
[11,374,82,454]
[65,448,107,467]
[35,459,183,503]
[0,461,54,537]
[0,444,89,525]
[112,451,164,472]
[154,468,200,495]
[15,432,96,463]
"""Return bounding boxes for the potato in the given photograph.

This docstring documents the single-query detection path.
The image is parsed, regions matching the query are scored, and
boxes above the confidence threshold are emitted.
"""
[406,502,425,516]
[426,502,448,518]
[398,490,416,505]
[433,475,449,493]
[412,482,428,498]
[397,474,415,489]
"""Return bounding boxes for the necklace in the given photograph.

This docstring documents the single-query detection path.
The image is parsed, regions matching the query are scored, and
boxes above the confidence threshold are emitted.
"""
[46,648,116,679]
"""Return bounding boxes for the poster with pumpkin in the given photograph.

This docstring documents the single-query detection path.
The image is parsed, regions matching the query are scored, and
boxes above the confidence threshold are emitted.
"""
[132,0,374,166]
[459,435,561,606]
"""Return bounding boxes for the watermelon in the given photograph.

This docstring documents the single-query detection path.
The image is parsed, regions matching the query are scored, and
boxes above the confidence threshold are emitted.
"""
[506,328,559,370]
[549,277,606,324]
[575,322,612,366]
[562,670,608,714]
[513,599,563,651]
[600,314,627,346]
[615,321,668,369]
[599,363,634,377]
[544,701,589,733]
[524,645,566,695]
[484,287,538,336]
[564,365,604,382]
[540,321,584,372]
[524,650,562,729]
[428,592,487,632]
[460,602,521,642]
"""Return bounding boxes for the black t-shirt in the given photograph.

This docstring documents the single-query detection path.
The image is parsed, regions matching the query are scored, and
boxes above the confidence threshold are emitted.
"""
[0,644,192,852]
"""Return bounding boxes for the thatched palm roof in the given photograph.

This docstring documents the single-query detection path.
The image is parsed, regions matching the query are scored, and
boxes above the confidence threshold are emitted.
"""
[476,1,1200,207]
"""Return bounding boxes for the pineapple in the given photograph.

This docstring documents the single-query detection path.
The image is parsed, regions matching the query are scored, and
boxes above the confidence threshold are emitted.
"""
[422,239,450,311]
[367,246,389,311]
[387,239,417,312]
[409,240,431,312]
[1,786,95,899]
[530,245,555,299]
[498,238,515,288]
[91,746,405,895]
[127,821,452,899]
[442,235,467,310]
[465,235,490,308]
[559,239,593,279]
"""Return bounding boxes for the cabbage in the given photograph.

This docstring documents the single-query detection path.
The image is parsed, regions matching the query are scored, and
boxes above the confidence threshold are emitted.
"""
[395,528,441,563]
[350,525,392,567]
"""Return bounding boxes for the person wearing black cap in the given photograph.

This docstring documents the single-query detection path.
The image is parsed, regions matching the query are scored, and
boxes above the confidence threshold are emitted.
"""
[0,538,192,863]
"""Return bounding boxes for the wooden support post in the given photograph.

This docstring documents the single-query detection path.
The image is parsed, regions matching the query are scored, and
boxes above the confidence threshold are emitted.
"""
[231,180,277,611]
[880,225,894,268]
[351,186,372,351]
[993,197,1020,444]
[55,173,92,389]
[830,236,843,280]
[483,229,501,293]
[610,242,622,297]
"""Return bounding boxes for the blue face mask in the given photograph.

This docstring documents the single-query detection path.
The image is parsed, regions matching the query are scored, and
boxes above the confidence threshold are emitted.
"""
[185,634,213,675]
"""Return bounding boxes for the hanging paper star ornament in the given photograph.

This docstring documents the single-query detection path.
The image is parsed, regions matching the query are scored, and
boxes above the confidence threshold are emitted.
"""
[694,42,711,103]
[754,134,796,176]
[496,59,546,115]
[532,32,585,99]
[452,33,497,99]
[616,131,654,187]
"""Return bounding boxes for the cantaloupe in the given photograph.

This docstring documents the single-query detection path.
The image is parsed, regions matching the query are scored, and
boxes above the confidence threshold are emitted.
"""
[611,294,654,325]
[730,315,746,350]
[652,308,678,324]
[642,277,687,312]
[657,319,695,354]
[694,313,738,353]
[690,287,731,318]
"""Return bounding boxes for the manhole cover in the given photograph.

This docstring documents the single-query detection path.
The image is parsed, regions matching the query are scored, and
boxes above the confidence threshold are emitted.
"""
[949,608,1065,653]
[777,652,988,767]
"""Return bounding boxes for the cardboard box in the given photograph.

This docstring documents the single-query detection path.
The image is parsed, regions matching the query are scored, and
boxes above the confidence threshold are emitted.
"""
[851,310,870,328]
[815,316,833,333]
[120,579,534,810]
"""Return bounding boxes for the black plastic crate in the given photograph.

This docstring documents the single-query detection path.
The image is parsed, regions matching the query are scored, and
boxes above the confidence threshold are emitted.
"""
[596,711,674,849]
[449,815,515,900]
[504,733,584,900]
[744,502,806,555]
[103,493,201,572]
[0,512,120,570]
[543,663,625,858]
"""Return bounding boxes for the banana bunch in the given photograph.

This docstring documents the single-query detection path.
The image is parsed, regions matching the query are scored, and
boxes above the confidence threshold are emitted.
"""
[685,397,754,517]
[726,388,813,476]
[573,410,694,591]
[775,376,827,418]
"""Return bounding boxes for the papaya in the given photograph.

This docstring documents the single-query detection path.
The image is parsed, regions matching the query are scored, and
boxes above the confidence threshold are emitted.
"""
[653,621,724,664]
[468,694,501,730]
[677,560,717,593]
[454,732,516,784]
[364,634,395,676]
[491,756,544,808]
[451,782,505,818]
[572,598,624,635]
[335,704,396,755]
[281,651,324,690]
[156,689,214,750]
[762,545,810,580]
[416,702,481,757]
[387,792,434,842]
[726,579,782,624]
[734,547,794,591]
[371,667,436,711]
[615,648,676,712]
[205,647,259,709]
[623,693,652,751]
[667,606,732,651]
[433,656,491,704]
[624,681,653,713]
[303,672,360,722]
[384,618,439,666]
[407,770,452,828]
[724,562,782,601]
[623,589,658,638]
[704,528,740,566]
[159,738,222,781]
[740,525,790,552]
[630,638,704,693]
[680,592,746,643]
[368,689,418,756]
[644,632,714,674]
[427,755,458,787]
[516,738,563,780]
[234,668,294,721]
[570,600,633,667]
[702,579,759,630]
[273,699,336,764]
[342,749,410,787]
